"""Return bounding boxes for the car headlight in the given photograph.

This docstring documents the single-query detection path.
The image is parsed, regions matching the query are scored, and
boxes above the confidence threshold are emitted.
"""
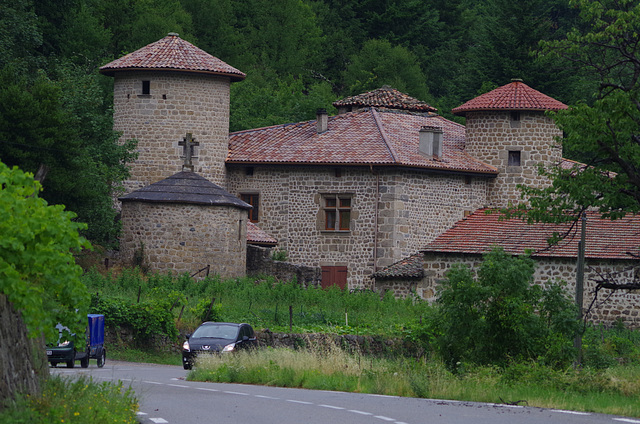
[182,340,190,352]
[59,341,71,347]
[222,343,236,352]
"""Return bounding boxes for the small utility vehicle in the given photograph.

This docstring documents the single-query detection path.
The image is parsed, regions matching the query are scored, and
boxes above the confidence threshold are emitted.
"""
[46,314,106,368]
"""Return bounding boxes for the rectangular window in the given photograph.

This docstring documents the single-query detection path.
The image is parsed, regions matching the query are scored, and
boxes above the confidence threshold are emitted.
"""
[323,194,351,231]
[241,193,259,222]
[142,80,150,95]
[508,150,521,167]
[510,111,521,128]
[321,266,347,289]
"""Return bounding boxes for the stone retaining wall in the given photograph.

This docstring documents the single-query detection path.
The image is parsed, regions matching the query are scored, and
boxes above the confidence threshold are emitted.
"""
[105,327,418,357]
[246,245,321,287]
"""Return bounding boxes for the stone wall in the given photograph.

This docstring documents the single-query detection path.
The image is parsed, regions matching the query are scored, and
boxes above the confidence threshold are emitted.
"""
[419,252,640,328]
[106,326,418,357]
[0,294,47,408]
[464,111,562,208]
[227,165,489,289]
[246,245,321,287]
[120,202,247,278]
[113,71,232,192]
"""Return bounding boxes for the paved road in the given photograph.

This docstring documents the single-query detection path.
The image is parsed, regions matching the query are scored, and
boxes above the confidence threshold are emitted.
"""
[51,361,640,424]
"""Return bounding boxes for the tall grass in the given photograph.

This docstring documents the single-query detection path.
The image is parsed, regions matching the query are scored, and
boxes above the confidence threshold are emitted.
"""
[188,341,640,417]
[0,375,138,424]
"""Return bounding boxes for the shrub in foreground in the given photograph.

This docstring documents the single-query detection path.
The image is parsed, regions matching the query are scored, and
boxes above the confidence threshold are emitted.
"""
[432,247,580,369]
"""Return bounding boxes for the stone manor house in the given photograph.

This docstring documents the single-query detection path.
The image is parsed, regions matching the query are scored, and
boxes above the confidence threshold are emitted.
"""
[100,34,639,327]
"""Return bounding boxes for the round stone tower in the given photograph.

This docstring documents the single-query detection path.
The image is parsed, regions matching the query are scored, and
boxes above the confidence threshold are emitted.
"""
[452,80,567,208]
[99,33,245,193]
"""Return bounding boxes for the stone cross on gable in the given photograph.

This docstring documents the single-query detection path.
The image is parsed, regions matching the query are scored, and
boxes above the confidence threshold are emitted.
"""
[179,133,199,172]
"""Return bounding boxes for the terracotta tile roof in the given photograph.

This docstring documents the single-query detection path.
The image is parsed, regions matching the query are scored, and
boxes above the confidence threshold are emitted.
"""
[247,221,278,246]
[452,80,567,115]
[228,109,498,175]
[119,171,251,209]
[422,209,640,260]
[333,86,437,113]
[99,33,245,81]
[372,253,425,279]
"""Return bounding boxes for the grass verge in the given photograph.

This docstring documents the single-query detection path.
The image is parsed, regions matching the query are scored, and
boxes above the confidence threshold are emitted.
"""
[0,375,138,424]
[187,343,640,418]
[108,346,182,366]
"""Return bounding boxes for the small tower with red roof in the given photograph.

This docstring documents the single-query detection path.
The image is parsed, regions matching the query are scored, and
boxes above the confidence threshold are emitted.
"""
[100,33,245,192]
[452,79,567,208]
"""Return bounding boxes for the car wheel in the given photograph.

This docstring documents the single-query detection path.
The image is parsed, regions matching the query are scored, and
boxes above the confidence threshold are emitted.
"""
[183,362,192,370]
[66,360,74,368]
[97,349,106,368]
[80,355,89,368]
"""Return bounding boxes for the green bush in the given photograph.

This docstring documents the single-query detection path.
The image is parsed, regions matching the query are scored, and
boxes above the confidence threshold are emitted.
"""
[430,247,580,370]
[90,294,178,342]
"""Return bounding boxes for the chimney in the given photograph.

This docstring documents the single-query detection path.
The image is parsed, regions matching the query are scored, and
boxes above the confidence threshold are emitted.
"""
[419,126,443,159]
[316,109,328,133]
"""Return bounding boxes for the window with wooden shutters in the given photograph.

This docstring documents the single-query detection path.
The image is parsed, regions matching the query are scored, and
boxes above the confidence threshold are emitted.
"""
[241,193,259,222]
[323,194,351,231]
[321,266,347,289]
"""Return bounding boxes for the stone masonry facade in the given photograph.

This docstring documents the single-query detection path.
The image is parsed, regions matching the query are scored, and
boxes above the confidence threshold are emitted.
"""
[120,202,247,278]
[228,166,489,288]
[418,252,640,328]
[113,71,231,192]
[464,111,563,208]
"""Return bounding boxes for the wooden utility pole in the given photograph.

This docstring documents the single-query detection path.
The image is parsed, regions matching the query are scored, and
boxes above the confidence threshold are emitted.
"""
[574,212,586,366]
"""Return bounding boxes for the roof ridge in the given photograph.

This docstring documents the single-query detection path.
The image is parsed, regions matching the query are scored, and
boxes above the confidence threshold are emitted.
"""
[371,108,399,163]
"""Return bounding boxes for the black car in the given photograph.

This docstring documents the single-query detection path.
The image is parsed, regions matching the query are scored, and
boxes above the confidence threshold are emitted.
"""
[182,322,257,370]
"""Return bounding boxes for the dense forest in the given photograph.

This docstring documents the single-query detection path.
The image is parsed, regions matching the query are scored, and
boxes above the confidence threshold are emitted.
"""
[0,0,610,244]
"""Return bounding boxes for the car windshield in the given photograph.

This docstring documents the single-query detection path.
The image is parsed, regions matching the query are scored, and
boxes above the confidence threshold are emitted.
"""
[192,324,238,340]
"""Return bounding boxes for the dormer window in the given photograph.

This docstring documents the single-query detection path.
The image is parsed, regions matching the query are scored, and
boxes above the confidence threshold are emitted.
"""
[142,80,150,95]
[508,150,521,167]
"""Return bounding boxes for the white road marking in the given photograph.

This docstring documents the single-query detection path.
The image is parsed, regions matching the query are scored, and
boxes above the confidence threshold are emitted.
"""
[143,381,163,385]
[613,419,640,423]
[224,391,249,396]
[255,395,280,400]
[319,404,344,410]
[149,419,169,424]
[167,384,188,388]
[286,399,313,405]
[195,387,219,392]
[374,415,396,421]
[349,410,372,415]
[551,410,591,415]
[136,412,148,415]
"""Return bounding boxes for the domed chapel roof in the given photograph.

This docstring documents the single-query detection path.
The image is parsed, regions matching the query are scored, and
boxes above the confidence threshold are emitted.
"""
[99,33,246,81]
[452,79,567,115]
[119,171,251,209]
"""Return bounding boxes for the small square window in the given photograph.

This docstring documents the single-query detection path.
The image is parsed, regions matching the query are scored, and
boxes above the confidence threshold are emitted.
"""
[508,150,521,167]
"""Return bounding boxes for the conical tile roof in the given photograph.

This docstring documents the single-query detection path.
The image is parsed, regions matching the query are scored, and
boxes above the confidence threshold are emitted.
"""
[100,33,245,81]
[452,80,567,115]
[333,86,437,113]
